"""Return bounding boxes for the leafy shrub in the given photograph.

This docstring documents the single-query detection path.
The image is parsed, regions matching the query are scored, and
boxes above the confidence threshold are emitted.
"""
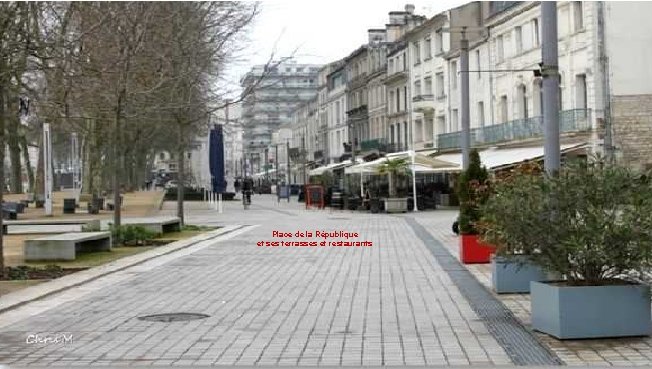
[109,224,158,246]
[456,149,489,234]
[480,157,652,285]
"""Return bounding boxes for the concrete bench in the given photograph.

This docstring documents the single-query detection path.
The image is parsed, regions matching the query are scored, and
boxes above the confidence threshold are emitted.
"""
[24,231,112,261]
[3,202,25,214]
[120,216,181,234]
[2,208,17,220]
[3,218,101,235]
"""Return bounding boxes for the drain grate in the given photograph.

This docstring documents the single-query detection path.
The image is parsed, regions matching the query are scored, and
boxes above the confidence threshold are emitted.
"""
[404,217,562,366]
[137,313,209,322]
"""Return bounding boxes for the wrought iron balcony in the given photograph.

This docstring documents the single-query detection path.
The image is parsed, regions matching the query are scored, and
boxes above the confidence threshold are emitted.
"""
[359,138,405,153]
[436,109,592,150]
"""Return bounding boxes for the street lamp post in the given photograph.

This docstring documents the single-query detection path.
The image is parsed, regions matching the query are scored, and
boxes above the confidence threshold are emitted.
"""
[542,1,560,175]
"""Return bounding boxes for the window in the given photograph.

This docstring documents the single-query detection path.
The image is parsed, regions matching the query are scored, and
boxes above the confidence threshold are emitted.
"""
[515,26,523,53]
[435,30,443,53]
[517,84,528,119]
[496,35,504,62]
[414,80,421,96]
[477,101,485,127]
[500,95,508,122]
[424,37,432,59]
[534,79,543,116]
[396,88,401,111]
[415,119,423,142]
[475,49,481,79]
[451,109,459,132]
[425,117,434,142]
[404,86,407,111]
[573,2,584,31]
[532,18,540,47]
[413,41,421,64]
[437,116,446,135]
[576,74,587,110]
[424,76,433,95]
[436,73,445,98]
[559,74,564,110]
[389,90,395,113]
[402,52,407,70]
[335,101,341,124]
[450,61,458,90]
[389,59,394,73]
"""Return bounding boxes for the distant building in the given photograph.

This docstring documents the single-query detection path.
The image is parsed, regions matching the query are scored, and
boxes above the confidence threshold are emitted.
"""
[240,60,320,173]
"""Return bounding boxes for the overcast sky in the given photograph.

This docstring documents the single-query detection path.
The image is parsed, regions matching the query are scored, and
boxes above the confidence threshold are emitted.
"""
[223,0,467,96]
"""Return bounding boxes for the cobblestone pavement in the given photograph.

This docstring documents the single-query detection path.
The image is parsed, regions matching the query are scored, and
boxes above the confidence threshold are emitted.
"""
[414,212,652,366]
[0,196,514,366]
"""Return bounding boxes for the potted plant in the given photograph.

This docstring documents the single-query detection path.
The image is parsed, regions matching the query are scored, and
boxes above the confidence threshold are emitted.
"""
[456,149,495,263]
[377,157,409,213]
[482,157,652,339]
[480,161,551,293]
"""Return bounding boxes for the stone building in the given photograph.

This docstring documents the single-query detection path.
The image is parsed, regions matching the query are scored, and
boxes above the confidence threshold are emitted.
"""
[429,1,652,171]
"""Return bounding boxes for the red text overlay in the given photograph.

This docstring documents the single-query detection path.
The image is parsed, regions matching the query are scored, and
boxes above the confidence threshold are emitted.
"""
[258,230,373,247]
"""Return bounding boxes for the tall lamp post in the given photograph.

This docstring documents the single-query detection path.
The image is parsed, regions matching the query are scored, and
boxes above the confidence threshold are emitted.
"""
[542,1,560,174]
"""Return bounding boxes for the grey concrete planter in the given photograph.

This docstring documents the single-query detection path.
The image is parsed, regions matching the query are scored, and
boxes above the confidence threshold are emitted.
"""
[384,197,408,213]
[531,281,651,339]
[491,256,548,294]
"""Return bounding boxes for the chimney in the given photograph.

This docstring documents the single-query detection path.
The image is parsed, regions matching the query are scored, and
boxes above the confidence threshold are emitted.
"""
[368,29,387,44]
[405,4,415,14]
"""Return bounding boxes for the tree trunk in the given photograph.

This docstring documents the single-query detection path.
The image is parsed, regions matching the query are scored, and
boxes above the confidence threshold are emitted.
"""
[113,92,123,237]
[176,124,185,225]
[0,83,6,277]
[20,135,33,192]
[388,172,395,197]
[7,107,22,193]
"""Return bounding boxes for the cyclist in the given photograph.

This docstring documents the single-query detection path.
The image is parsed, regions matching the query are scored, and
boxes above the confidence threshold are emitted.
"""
[242,178,253,209]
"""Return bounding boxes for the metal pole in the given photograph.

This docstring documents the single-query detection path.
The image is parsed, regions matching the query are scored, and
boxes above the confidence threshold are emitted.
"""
[275,145,279,185]
[44,124,53,216]
[264,147,269,185]
[460,33,471,170]
[411,151,418,211]
[286,141,290,187]
[542,1,560,174]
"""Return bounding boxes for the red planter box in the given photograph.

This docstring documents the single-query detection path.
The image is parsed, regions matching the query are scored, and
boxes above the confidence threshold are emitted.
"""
[460,234,496,264]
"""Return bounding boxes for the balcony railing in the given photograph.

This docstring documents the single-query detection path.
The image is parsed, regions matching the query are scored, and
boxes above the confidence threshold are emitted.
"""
[359,138,406,154]
[436,109,592,150]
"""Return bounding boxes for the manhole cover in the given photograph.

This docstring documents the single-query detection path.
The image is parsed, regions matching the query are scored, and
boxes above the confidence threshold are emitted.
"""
[137,313,209,322]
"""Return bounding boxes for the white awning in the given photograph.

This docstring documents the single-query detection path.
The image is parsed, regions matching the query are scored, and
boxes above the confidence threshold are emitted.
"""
[430,142,588,171]
[345,151,459,175]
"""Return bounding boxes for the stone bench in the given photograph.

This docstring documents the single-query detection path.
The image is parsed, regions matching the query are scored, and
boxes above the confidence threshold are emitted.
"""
[2,208,17,220]
[120,216,181,234]
[24,231,112,261]
[3,219,101,235]
[3,202,25,214]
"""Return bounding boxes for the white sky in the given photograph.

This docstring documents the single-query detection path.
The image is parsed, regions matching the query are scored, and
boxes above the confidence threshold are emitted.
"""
[224,0,467,96]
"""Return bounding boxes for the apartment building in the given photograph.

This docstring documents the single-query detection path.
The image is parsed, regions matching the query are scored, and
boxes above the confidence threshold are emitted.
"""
[240,60,320,172]
[325,65,348,163]
[434,2,652,171]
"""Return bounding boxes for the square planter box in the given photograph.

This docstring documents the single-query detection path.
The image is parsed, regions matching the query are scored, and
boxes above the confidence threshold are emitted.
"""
[491,256,549,294]
[531,281,651,339]
[459,234,495,264]
[384,197,408,213]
